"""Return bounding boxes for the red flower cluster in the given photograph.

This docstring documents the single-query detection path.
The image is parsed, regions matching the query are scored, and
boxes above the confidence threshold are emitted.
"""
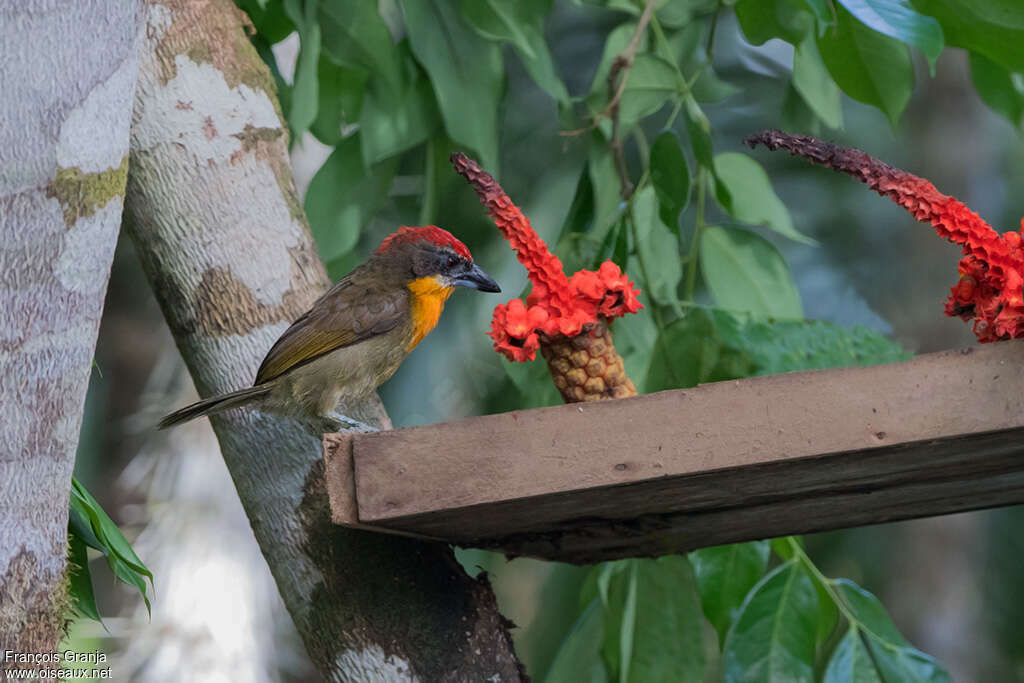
[945,224,1024,341]
[451,153,643,362]
[746,130,1024,342]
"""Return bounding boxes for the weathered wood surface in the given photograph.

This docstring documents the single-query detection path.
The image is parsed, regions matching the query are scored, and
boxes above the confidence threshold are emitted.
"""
[325,340,1024,563]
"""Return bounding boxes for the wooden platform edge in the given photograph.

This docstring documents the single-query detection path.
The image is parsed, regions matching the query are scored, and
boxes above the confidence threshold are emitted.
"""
[322,340,1024,561]
[323,433,360,526]
[322,432,451,542]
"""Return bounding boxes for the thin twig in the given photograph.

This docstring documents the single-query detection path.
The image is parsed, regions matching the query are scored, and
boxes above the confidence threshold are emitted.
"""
[609,0,658,198]
[561,0,658,143]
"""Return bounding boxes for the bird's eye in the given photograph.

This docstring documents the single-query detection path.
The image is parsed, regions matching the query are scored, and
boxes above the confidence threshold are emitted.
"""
[446,254,459,269]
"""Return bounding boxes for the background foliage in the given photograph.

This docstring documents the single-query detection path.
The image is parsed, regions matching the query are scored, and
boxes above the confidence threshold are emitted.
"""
[68,0,1024,680]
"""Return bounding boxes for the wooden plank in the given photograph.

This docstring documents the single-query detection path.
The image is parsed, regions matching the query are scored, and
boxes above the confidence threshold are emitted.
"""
[326,340,1024,563]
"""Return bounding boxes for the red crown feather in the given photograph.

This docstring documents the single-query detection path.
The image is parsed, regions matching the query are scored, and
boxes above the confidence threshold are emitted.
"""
[376,225,472,261]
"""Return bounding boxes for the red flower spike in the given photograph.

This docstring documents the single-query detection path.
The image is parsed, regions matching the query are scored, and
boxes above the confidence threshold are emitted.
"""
[746,130,1024,342]
[452,152,640,402]
[451,153,644,364]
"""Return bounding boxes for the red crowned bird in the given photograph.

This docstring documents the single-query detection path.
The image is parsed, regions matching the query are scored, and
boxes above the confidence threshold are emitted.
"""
[159,226,500,432]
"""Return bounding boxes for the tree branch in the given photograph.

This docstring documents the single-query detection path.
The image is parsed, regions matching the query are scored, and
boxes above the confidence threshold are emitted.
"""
[123,0,524,680]
[0,0,141,663]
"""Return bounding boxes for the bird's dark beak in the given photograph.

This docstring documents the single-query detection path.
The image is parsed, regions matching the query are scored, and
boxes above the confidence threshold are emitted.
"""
[454,262,501,293]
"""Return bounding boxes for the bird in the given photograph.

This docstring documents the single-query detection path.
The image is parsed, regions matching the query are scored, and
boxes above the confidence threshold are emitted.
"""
[159,225,501,433]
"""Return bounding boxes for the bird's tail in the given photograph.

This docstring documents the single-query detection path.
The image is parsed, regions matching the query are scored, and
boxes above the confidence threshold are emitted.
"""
[158,384,272,429]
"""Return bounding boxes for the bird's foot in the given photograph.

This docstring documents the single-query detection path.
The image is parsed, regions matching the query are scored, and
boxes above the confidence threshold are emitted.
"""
[322,411,380,434]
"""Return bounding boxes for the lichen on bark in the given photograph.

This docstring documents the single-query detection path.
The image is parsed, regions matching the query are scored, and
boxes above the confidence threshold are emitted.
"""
[153,0,278,106]
[46,155,129,228]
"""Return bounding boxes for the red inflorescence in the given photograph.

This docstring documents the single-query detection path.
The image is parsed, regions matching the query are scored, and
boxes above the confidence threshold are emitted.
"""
[452,153,643,361]
[746,130,1024,343]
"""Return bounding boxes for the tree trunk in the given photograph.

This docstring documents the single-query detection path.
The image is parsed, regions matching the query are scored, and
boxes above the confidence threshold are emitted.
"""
[0,0,140,660]
[124,1,524,680]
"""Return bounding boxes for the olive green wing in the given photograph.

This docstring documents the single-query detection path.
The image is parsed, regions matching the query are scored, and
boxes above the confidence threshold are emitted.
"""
[254,277,408,384]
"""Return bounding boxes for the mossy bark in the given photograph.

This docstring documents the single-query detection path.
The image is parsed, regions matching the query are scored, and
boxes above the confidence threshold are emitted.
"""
[124,1,524,680]
[0,0,141,664]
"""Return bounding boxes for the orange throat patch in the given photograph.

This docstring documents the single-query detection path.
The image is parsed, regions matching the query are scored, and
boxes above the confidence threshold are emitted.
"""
[407,276,455,350]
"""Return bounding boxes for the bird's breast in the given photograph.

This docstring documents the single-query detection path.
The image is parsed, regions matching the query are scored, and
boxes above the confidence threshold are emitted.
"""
[406,275,455,350]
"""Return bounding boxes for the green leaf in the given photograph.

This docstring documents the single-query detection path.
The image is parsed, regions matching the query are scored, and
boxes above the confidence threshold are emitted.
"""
[793,32,843,128]
[868,646,952,683]
[645,309,755,391]
[283,0,321,139]
[502,355,563,408]
[545,598,609,683]
[713,152,816,245]
[833,580,952,682]
[700,226,804,320]
[67,528,103,625]
[588,141,625,244]
[460,0,538,56]
[310,58,366,146]
[611,215,630,266]
[657,0,720,28]
[68,498,103,552]
[358,61,441,164]
[823,627,883,683]
[766,536,840,647]
[682,103,730,209]
[69,478,152,615]
[319,0,403,95]
[818,4,913,126]
[804,0,835,30]
[770,536,798,561]
[723,560,818,683]
[683,96,714,168]
[305,135,398,262]
[711,312,911,374]
[237,0,295,44]
[400,0,504,171]
[460,0,570,105]
[611,306,658,393]
[690,64,742,104]
[618,54,681,129]
[558,165,596,240]
[666,19,703,66]
[781,81,823,136]
[632,186,682,305]
[691,542,771,646]
[649,131,691,233]
[734,0,815,45]
[600,558,706,683]
[969,51,1024,127]
[837,0,944,70]
[911,0,1024,72]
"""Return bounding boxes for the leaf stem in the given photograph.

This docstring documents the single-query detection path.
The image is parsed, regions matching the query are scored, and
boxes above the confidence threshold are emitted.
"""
[784,537,901,652]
